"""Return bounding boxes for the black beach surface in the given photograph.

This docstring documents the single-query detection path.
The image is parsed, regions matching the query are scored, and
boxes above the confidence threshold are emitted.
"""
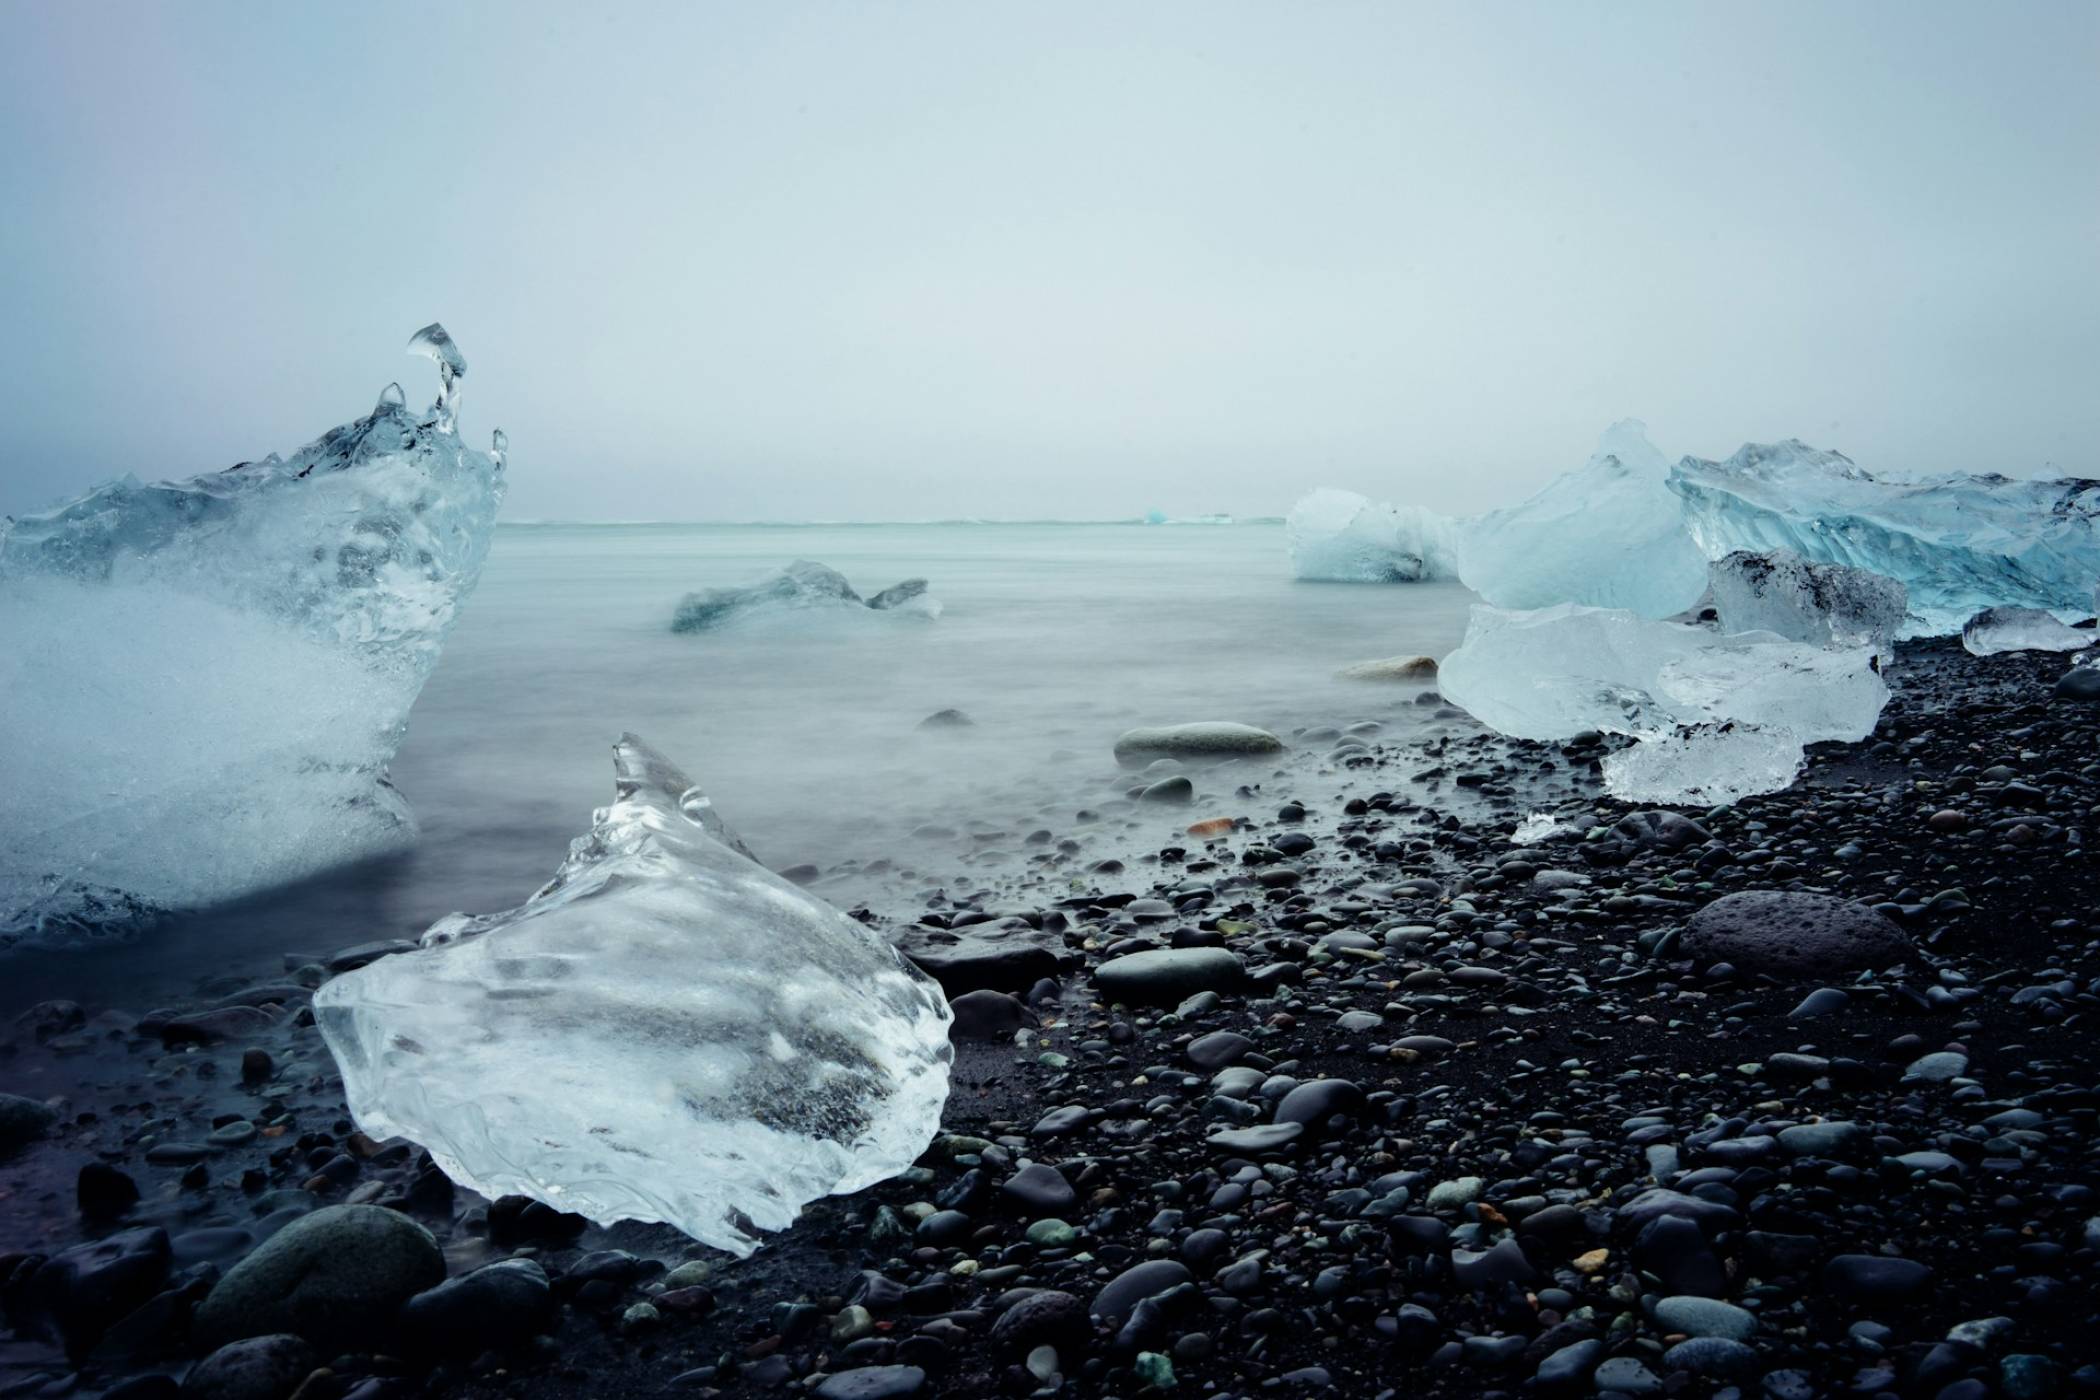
[2,636,2097,1399]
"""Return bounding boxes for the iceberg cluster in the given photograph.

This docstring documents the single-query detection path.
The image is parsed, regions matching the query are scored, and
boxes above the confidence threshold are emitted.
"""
[1961,606,2092,657]
[1438,603,1887,804]
[314,735,954,1256]
[1286,488,1458,583]
[672,559,941,632]
[1709,548,1907,656]
[1454,421,1709,617]
[0,325,504,944]
[1669,442,2100,636]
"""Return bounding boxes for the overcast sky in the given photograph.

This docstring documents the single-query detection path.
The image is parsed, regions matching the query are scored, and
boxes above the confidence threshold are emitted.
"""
[1,2,2094,523]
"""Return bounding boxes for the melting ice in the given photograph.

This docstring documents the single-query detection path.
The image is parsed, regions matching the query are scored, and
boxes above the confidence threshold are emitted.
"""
[314,734,954,1256]
[1286,489,1458,583]
[0,325,503,945]
[1438,603,1887,804]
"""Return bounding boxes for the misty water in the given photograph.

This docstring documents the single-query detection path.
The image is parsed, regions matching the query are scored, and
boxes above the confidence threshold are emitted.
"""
[2,521,1475,1011]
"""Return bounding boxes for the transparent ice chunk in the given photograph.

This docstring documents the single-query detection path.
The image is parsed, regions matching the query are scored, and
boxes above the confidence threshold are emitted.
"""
[1454,421,1708,617]
[1961,605,2092,656]
[0,325,504,944]
[671,560,942,631]
[314,735,954,1256]
[1438,603,1886,803]
[1708,548,1907,656]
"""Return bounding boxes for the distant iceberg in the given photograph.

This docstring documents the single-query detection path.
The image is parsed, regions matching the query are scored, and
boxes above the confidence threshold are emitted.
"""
[0,325,504,945]
[1287,488,1459,582]
[1669,442,2100,636]
[316,734,953,1256]
[671,560,941,632]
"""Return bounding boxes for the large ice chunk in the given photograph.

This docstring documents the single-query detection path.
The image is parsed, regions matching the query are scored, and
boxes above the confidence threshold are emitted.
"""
[314,735,953,1256]
[1669,441,2100,636]
[1961,606,2092,656]
[1708,548,1907,656]
[1286,488,1458,583]
[672,560,941,631]
[1453,421,1708,616]
[0,326,504,944]
[1438,603,1887,803]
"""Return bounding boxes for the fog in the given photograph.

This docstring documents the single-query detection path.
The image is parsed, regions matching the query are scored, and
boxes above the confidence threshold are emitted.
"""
[1,1,2094,522]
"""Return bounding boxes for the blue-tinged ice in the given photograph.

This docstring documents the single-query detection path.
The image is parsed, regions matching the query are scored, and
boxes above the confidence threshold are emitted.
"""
[1287,488,1459,583]
[1961,606,2092,656]
[0,325,504,945]
[1438,603,1887,804]
[1668,441,2100,636]
[315,734,954,1257]
[1454,420,1708,617]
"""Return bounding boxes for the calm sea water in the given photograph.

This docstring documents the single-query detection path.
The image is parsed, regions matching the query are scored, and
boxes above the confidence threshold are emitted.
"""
[7,522,1476,1010]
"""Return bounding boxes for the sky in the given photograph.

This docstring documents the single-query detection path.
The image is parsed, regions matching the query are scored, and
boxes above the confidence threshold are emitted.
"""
[0,2,2095,523]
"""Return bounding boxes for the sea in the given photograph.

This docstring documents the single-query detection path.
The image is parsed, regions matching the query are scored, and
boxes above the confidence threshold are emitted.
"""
[4,521,1477,1011]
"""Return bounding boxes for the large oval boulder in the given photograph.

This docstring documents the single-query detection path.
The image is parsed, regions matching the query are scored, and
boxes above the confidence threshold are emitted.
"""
[1113,723,1284,768]
[193,1204,444,1353]
[1681,891,1907,976]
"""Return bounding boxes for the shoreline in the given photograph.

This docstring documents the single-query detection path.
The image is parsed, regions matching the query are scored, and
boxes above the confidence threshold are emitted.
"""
[2,636,2096,1397]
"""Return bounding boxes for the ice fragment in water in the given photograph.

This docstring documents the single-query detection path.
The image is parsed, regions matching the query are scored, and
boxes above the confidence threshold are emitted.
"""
[1286,488,1458,583]
[1669,440,2100,636]
[1510,812,1565,845]
[672,560,941,632]
[0,325,503,945]
[406,323,466,429]
[1961,605,2092,656]
[1454,421,1708,617]
[1708,548,1906,656]
[314,734,953,1256]
[1438,603,1886,804]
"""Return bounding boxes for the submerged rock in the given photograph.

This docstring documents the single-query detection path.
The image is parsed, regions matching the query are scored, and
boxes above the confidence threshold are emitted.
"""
[315,735,953,1255]
[1113,723,1285,767]
[1335,654,1439,682]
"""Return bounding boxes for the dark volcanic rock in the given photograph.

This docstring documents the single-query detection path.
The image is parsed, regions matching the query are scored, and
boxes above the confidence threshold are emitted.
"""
[946,989,1029,1040]
[1095,947,1247,1004]
[1091,1260,1193,1325]
[899,920,1071,994]
[193,1204,444,1351]
[181,1334,317,1400]
[398,1259,553,1358]
[1680,890,1908,976]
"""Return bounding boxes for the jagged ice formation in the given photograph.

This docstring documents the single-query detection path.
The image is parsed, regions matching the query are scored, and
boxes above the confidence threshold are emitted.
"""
[314,735,954,1256]
[0,325,504,945]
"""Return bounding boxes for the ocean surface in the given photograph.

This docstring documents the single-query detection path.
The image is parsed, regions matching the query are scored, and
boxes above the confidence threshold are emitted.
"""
[6,521,1477,1010]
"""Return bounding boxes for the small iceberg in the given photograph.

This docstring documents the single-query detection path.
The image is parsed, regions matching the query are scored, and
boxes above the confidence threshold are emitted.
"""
[315,734,954,1256]
[0,324,504,945]
[671,560,941,632]
[1287,488,1458,583]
